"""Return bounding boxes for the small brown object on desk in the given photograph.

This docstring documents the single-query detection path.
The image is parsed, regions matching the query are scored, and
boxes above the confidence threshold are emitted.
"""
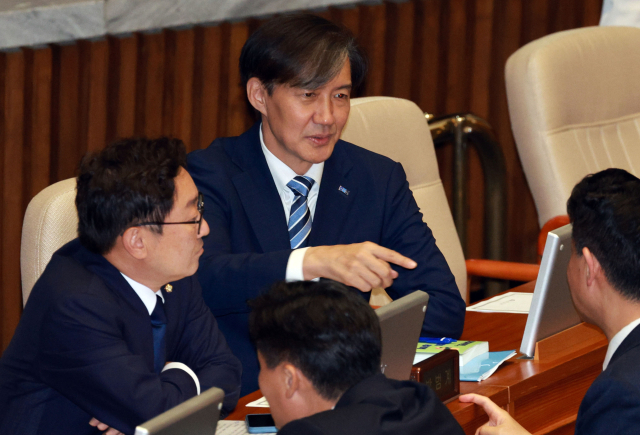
[226,281,607,435]
[410,348,460,403]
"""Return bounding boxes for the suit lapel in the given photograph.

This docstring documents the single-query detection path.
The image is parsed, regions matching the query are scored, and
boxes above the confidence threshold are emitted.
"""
[227,123,291,252]
[309,142,356,246]
[74,243,156,371]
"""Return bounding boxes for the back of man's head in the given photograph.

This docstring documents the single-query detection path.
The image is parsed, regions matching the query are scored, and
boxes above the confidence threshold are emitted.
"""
[567,168,640,301]
[239,13,367,94]
[76,137,187,255]
[249,280,381,401]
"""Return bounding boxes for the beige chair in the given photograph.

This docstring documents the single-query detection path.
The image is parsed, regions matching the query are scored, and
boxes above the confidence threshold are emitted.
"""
[506,26,640,229]
[342,97,468,304]
[20,178,78,305]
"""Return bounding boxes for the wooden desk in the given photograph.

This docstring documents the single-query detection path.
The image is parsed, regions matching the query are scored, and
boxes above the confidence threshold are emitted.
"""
[459,281,607,435]
[227,281,607,435]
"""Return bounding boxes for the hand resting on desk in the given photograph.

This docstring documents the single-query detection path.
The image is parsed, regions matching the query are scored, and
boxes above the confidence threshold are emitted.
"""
[459,394,531,435]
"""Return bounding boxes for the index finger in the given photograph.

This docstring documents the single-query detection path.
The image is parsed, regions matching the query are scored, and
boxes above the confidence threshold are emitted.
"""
[459,394,504,421]
[369,244,417,269]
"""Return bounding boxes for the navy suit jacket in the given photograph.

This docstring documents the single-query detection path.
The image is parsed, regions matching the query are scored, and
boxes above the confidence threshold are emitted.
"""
[0,239,242,435]
[278,374,464,435]
[575,323,640,434]
[187,122,465,395]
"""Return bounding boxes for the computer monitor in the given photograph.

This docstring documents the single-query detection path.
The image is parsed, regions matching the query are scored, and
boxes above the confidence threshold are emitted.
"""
[134,387,224,435]
[520,224,582,358]
[376,290,429,380]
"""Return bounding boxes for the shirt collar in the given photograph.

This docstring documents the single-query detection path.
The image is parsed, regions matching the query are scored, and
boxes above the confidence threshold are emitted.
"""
[259,123,324,190]
[603,317,640,370]
[121,273,164,315]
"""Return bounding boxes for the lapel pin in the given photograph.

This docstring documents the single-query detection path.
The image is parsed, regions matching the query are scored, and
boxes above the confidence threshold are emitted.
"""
[164,284,173,293]
[338,186,350,196]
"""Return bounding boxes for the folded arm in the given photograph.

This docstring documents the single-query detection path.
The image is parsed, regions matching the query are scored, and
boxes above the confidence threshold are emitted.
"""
[39,279,241,434]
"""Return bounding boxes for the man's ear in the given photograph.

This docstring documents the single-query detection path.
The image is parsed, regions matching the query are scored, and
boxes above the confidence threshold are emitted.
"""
[246,77,268,117]
[281,363,301,400]
[582,247,602,288]
[121,227,148,260]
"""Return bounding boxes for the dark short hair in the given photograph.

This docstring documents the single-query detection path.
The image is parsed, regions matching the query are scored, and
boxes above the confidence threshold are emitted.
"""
[567,168,640,300]
[239,13,367,94]
[76,137,187,255]
[249,280,381,400]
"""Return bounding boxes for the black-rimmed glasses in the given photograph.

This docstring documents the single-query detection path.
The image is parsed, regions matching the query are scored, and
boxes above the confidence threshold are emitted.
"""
[135,192,205,234]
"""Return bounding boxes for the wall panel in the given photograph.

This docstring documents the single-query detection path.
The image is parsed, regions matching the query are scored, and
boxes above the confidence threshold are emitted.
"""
[0,0,602,351]
[2,50,25,349]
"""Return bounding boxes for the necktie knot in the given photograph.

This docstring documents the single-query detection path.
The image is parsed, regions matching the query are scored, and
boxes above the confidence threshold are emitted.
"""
[287,176,314,197]
[150,295,167,326]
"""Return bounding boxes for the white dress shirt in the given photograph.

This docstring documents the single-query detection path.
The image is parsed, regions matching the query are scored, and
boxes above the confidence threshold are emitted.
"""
[602,317,640,370]
[121,273,200,394]
[259,124,324,281]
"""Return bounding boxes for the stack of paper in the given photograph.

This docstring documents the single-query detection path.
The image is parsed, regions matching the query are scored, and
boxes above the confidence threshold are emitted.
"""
[466,292,532,313]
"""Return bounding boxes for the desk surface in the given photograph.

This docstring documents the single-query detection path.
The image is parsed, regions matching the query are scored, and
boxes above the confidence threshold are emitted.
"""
[226,281,607,435]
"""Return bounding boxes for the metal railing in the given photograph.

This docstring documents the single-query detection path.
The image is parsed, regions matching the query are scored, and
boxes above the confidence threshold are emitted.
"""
[427,113,507,295]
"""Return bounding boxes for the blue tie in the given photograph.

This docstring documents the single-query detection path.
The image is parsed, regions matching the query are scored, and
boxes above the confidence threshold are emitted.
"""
[287,176,314,249]
[150,295,167,373]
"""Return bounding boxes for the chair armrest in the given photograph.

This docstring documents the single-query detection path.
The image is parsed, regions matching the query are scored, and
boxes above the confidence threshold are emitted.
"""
[538,215,571,260]
[465,259,539,282]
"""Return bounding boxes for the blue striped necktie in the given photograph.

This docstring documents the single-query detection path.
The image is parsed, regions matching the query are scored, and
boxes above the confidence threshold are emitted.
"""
[150,295,167,373]
[287,176,315,249]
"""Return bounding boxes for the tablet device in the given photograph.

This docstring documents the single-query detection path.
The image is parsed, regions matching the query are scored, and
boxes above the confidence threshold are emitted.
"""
[376,290,429,380]
[134,387,224,435]
[520,224,581,358]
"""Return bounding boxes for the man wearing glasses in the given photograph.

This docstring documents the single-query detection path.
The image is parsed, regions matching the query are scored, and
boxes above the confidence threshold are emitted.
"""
[0,138,241,435]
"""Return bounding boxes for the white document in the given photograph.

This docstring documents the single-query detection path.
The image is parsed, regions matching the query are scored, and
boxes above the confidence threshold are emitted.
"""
[216,421,250,435]
[466,292,533,314]
[246,396,270,408]
[216,419,277,435]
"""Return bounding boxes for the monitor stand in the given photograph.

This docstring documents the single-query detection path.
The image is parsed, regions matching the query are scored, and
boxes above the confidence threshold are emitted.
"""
[533,322,606,362]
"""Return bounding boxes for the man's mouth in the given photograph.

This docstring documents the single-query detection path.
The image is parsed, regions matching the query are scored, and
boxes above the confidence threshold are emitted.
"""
[306,133,333,146]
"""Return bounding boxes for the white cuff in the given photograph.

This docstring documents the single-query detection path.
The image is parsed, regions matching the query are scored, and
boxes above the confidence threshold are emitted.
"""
[163,362,200,395]
[286,247,320,282]
[286,247,309,281]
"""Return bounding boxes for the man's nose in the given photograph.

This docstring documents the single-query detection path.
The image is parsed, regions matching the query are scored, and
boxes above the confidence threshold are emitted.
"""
[313,97,335,126]
[199,217,210,237]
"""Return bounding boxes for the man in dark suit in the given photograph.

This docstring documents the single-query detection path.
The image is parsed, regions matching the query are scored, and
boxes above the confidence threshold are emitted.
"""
[187,13,465,396]
[249,280,465,435]
[460,168,640,434]
[0,138,242,435]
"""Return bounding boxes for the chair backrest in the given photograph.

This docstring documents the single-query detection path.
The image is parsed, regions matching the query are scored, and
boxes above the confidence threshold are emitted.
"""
[342,97,467,302]
[21,178,78,305]
[506,26,640,228]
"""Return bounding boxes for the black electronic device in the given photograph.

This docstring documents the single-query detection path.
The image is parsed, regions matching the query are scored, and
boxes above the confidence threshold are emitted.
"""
[245,414,277,434]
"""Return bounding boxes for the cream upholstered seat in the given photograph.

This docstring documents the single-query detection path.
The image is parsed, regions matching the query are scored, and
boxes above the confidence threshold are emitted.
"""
[342,97,467,305]
[20,178,78,305]
[506,26,640,228]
